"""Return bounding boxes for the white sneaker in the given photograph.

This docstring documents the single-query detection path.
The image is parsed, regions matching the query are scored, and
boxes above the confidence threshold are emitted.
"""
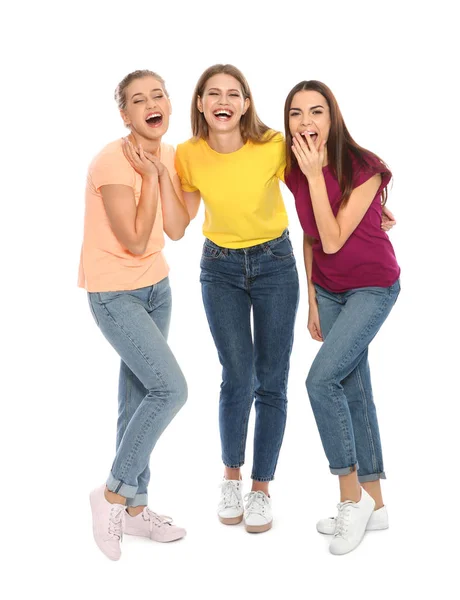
[329,488,375,555]
[243,491,273,533]
[317,505,389,535]
[218,479,243,525]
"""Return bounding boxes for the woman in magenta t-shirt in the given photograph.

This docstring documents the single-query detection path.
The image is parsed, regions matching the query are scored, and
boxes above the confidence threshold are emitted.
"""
[284,80,400,556]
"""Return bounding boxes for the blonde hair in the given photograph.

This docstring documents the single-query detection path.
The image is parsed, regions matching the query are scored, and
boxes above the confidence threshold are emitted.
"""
[114,70,168,111]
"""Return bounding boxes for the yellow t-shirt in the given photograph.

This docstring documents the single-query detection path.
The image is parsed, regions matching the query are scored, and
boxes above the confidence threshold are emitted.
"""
[78,140,174,292]
[175,132,288,249]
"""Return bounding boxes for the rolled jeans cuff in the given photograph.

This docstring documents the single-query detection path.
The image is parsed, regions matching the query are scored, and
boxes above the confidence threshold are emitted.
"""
[330,463,358,476]
[106,472,137,499]
[126,493,148,507]
[358,471,386,483]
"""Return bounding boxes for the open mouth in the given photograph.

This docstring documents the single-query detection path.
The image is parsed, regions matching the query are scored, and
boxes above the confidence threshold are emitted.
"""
[145,112,163,128]
[213,109,233,122]
[301,130,318,143]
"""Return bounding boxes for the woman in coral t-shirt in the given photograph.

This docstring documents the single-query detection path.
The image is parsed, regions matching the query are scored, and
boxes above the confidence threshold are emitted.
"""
[79,70,189,561]
[284,80,400,556]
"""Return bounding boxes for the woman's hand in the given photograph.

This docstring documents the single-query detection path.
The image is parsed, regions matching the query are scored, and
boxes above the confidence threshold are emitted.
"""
[122,139,159,179]
[292,132,326,181]
[308,302,323,342]
[381,205,396,231]
[143,151,166,177]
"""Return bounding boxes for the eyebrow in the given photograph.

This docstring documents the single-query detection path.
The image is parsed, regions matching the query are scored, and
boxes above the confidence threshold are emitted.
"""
[207,87,241,93]
[131,88,163,99]
[289,104,324,111]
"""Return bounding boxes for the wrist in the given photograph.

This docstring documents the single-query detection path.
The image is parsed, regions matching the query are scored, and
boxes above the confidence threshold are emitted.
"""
[142,173,159,184]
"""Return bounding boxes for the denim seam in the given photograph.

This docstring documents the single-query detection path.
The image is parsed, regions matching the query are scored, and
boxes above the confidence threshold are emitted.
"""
[336,292,391,376]
[99,301,168,389]
[329,380,356,467]
[328,291,392,470]
[118,397,168,480]
[355,363,379,474]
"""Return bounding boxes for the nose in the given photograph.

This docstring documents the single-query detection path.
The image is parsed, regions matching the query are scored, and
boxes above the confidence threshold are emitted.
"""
[147,97,158,110]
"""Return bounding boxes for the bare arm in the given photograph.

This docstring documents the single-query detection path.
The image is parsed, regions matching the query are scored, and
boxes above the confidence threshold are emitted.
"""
[303,234,317,304]
[303,234,323,341]
[292,132,381,254]
[182,190,202,220]
[101,176,158,256]
[144,155,190,240]
[100,142,160,255]
[308,173,381,254]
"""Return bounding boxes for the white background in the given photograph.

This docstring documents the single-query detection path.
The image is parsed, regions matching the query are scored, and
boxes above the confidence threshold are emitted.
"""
[2,0,459,598]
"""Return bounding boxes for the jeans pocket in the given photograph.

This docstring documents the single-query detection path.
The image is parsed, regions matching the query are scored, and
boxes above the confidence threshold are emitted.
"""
[202,241,224,260]
[266,237,294,260]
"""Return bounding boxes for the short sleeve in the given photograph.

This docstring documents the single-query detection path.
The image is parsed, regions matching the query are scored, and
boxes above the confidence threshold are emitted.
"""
[90,148,135,191]
[270,132,286,181]
[352,155,392,197]
[175,144,198,192]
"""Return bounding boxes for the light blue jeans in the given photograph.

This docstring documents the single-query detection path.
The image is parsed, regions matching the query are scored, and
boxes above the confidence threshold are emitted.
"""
[88,277,187,506]
[306,280,400,482]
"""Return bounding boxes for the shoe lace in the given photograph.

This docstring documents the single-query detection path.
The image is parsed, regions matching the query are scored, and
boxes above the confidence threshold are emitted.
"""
[142,507,173,530]
[333,501,358,538]
[108,505,125,540]
[220,480,241,509]
[244,491,268,515]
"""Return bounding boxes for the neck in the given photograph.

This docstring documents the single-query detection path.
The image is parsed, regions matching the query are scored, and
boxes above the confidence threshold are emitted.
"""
[207,129,245,154]
[128,132,161,155]
[322,147,328,167]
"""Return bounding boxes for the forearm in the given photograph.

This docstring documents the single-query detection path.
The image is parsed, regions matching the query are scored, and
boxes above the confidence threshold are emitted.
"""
[308,175,341,254]
[159,171,190,240]
[133,175,159,254]
[303,235,316,304]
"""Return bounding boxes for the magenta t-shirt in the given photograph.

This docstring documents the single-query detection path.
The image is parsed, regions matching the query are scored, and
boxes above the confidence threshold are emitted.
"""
[285,155,400,293]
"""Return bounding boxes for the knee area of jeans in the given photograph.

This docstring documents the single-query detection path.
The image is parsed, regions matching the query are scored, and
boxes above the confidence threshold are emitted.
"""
[306,369,332,395]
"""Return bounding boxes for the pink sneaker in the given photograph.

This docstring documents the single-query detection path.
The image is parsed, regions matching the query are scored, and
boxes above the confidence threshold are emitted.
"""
[89,484,125,561]
[124,507,186,542]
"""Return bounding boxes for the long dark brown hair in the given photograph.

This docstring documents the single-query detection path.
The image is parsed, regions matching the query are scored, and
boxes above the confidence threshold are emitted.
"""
[284,80,389,205]
[191,64,277,143]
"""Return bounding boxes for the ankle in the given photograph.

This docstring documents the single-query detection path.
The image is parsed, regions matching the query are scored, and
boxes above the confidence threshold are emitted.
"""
[251,481,269,496]
[127,506,145,517]
[105,488,127,505]
[224,467,241,481]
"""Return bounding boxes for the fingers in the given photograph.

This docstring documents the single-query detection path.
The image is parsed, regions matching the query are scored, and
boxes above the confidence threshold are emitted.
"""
[382,205,396,220]
[381,220,396,231]
[308,322,323,342]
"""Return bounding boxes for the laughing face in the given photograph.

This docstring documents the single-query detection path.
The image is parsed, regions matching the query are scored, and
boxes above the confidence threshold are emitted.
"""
[288,90,331,149]
[197,73,250,134]
[121,76,171,141]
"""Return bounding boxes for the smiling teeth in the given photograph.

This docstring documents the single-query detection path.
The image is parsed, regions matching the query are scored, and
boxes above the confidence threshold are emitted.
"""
[147,112,161,119]
[214,110,232,116]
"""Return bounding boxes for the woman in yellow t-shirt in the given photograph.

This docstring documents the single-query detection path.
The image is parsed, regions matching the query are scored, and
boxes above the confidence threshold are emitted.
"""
[175,64,300,533]
[80,70,189,560]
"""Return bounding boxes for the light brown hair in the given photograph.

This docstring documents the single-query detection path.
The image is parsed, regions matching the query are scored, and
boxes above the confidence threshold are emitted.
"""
[191,64,276,143]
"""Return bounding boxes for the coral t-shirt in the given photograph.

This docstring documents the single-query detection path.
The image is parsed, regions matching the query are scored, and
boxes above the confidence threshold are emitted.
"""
[78,140,175,292]
[285,156,400,292]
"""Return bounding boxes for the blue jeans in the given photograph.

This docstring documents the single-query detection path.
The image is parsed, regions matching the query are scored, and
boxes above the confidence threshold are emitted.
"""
[306,280,400,481]
[200,231,299,481]
[88,277,187,506]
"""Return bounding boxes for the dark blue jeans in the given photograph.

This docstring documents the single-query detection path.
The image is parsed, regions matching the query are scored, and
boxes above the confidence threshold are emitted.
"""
[200,231,299,481]
[306,280,401,482]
